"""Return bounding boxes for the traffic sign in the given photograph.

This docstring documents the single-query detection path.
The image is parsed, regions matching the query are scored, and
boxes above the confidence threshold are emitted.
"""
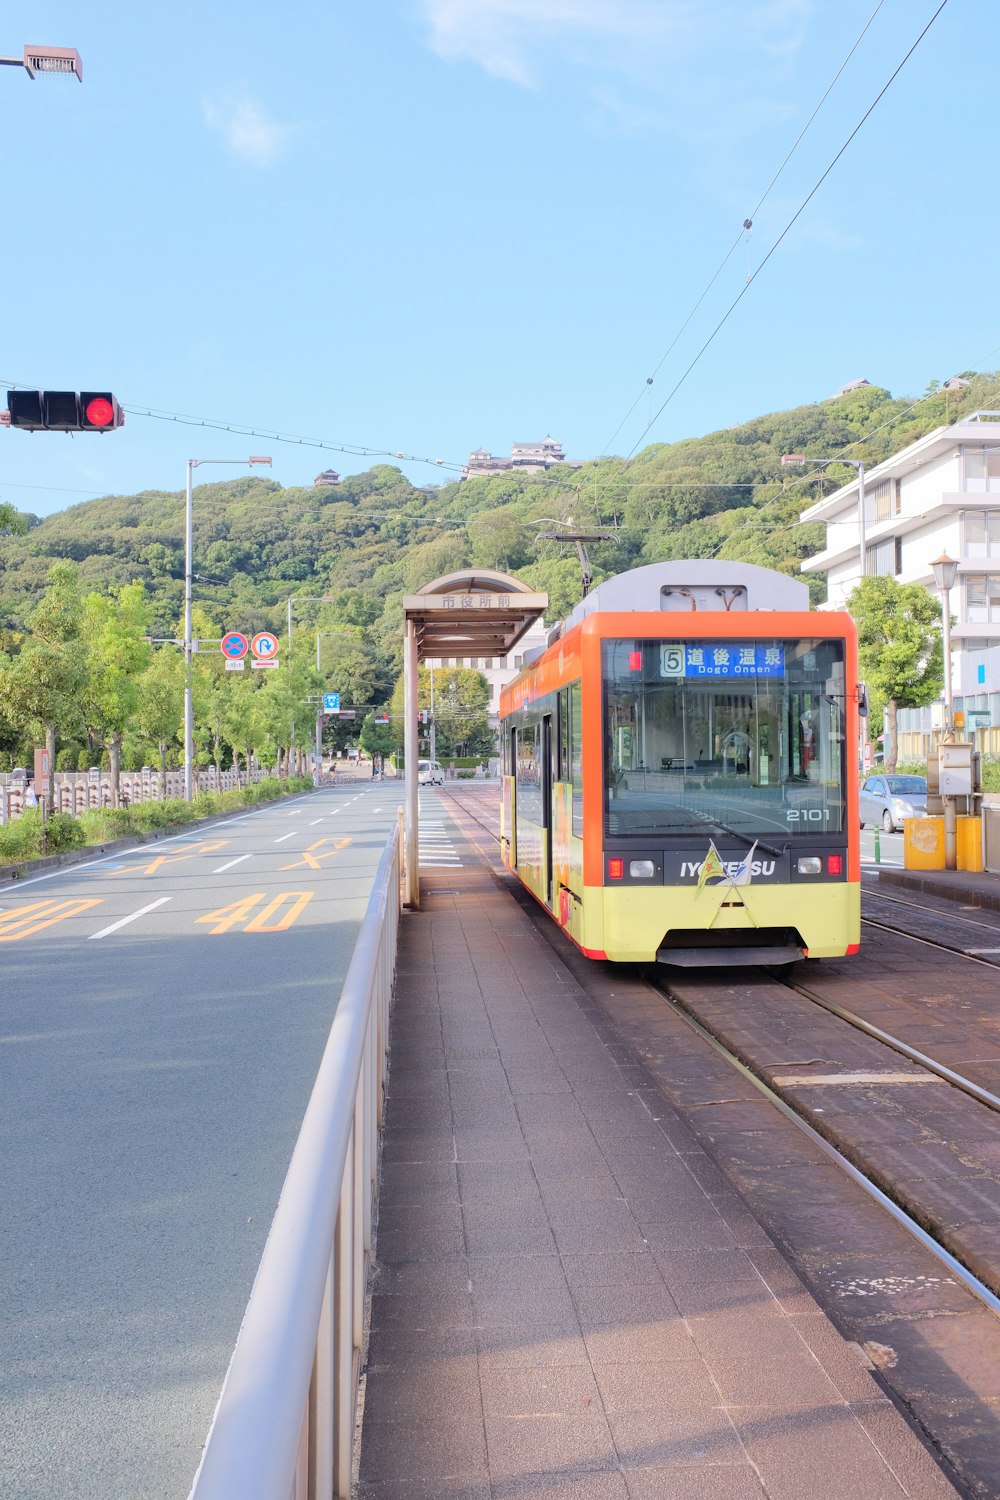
[221,632,249,660]
[251,659,279,669]
[250,631,279,660]
[225,659,246,672]
[323,693,340,712]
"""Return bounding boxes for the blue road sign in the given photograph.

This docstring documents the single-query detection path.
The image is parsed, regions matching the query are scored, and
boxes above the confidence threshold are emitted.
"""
[324,693,341,712]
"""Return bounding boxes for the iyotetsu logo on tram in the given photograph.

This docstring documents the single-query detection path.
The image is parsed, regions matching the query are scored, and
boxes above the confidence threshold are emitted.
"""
[679,857,776,880]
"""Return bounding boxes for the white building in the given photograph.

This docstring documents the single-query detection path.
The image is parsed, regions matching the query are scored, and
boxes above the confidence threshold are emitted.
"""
[426,616,549,730]
[799,410,1000,750]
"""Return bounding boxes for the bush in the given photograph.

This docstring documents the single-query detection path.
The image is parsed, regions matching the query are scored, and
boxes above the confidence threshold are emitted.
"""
[131,798,197,831]
[0,808,44,865]
[79,807,135,841]
[41,812,86,852]
[0,771,310,871]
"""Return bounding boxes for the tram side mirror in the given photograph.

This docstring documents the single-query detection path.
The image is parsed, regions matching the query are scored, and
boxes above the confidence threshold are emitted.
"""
[857,682,869,718]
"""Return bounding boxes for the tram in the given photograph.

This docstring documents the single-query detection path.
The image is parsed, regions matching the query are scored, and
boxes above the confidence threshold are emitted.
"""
[498,560,861,966]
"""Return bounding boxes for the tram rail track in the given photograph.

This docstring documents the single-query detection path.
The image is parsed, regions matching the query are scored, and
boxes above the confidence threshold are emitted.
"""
[440,786,1000,1311]
[437,785,1000,1496]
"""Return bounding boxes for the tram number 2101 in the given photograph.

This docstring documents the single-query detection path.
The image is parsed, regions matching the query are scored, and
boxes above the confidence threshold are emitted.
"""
[785,808,832,823]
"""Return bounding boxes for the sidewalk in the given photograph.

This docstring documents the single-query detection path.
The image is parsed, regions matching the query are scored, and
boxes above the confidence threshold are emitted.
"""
[357,834,957,1497]
[865,862,1000,912]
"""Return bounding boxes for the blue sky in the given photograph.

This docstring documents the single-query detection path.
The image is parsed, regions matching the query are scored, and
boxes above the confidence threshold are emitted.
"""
[1,1,994,518]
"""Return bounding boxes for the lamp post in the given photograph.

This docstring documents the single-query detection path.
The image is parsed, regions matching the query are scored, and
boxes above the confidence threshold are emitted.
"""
[781,455,867,593]
[184,456,271,801]
[0,44,82,81]
[314,631,354,782]
[930,552,958,735]
[286,594,335,649]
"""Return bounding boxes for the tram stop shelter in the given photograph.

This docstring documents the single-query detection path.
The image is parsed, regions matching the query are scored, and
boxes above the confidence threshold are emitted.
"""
[401,570,547,906]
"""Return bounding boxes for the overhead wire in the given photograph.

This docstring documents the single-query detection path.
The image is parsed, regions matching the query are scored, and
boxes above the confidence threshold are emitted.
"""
[599,0,889,459]
[0,378,466,477]
[617,0,951,469]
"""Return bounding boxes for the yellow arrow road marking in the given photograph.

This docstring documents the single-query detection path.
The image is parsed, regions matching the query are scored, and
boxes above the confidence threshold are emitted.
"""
[115,840,230,876]
[280,836,352,871]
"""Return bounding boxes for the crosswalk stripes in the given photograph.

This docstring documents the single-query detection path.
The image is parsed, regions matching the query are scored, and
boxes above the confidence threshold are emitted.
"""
[418,818,461,868]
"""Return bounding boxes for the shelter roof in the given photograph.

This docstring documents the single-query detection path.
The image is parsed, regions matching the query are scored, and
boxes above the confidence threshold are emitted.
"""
[402,569,547,661]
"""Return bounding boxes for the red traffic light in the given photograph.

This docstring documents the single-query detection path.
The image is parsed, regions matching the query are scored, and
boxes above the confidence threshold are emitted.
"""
[80,392,124,430]
[6,389,124,432]
[84,396,114,427]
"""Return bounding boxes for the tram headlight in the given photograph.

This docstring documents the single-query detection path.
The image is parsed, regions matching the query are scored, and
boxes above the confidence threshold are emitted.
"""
[796,856,822,875]
[629,860,656,878]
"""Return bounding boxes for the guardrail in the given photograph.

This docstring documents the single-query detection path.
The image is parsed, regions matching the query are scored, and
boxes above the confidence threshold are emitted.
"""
[188,820,401,1500]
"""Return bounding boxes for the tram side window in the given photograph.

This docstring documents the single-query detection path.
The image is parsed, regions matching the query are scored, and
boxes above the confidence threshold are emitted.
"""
[558,688,571,782]
[516,719,543,824]
[570,680,583,836]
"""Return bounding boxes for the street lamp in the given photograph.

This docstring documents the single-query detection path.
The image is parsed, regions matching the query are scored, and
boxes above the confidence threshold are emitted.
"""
[930,552,958,736]
[183,456,271,801]
[286,594,336,648]
[781,454,867,592]
[315,631,355,782]
[0,44,82,81]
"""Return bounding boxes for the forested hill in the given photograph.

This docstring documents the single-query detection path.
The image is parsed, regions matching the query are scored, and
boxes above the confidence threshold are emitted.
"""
[2,373,998,678]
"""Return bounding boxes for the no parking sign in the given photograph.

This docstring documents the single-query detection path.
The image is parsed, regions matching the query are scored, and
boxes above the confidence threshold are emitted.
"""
[221,632,249,660]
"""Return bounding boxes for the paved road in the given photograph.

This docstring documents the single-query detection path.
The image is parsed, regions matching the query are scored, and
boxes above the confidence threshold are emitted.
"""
[0,783,403,1500]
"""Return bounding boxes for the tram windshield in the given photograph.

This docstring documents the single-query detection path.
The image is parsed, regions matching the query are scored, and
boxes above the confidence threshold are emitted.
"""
[603,638,847,839]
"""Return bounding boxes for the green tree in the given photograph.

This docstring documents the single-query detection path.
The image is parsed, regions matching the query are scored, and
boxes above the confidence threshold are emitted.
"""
[82,582,151,806]
[848,576,943,771]
[0,562,88,811]
[135,646,185,795]
[358,711,395,772]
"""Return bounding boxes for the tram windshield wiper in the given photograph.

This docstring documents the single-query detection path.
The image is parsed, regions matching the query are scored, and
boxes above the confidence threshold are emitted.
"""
[706,821,784,860]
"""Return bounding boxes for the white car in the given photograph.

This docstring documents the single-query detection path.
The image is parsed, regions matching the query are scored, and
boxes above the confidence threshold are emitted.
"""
[418,759,444,786]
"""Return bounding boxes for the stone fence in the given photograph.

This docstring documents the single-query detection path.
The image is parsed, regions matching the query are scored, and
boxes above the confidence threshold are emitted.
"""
[0,765,273,824]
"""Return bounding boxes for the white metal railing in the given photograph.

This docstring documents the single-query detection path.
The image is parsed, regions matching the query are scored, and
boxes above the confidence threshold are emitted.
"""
[188,821,401,1500]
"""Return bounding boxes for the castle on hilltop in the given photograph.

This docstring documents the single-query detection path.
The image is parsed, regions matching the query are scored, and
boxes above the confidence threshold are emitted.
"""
[462,436,583,480]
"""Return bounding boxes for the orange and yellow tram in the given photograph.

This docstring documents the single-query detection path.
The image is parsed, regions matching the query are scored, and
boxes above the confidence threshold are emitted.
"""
[499,560,861,966]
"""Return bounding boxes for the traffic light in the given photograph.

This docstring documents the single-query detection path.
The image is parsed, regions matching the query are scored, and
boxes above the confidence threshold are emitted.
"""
[6,390,124,432]
[418,710,429,724]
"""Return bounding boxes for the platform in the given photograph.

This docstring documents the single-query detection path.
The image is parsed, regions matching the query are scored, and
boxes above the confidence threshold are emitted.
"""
[357,811,958,1498]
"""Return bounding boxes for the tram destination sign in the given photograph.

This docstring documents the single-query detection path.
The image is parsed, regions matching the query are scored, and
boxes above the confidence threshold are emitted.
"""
[660,644,785,680]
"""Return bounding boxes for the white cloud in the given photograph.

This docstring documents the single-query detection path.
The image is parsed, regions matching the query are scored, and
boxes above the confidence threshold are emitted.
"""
[419,0,808,88]
[203,94,298,168]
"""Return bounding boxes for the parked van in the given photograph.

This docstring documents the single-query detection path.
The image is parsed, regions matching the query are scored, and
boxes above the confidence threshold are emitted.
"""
[418,759,444,786]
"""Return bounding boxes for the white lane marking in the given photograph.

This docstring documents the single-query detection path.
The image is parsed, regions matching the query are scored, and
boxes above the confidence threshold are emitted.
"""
[89,897,172,941]
[966,948,1000,955]
[274,832,296,843]
[213,854,252,873]
[310,819,326,826]
[6,795,325,891]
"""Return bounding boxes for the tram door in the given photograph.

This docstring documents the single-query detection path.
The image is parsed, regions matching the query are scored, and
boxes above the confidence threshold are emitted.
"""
[542,714,554,908]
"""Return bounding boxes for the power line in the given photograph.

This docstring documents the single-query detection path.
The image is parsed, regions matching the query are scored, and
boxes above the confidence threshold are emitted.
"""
[618,0,951,467]
[0,377,466,476]
[600,0,889,459]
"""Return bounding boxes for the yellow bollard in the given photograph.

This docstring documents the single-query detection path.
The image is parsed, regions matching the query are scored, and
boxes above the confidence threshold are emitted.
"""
[956,816,983,873]
[903,817,945,870]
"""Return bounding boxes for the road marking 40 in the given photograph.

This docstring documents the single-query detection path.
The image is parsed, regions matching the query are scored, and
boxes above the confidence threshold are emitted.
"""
[196,892,315,934]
